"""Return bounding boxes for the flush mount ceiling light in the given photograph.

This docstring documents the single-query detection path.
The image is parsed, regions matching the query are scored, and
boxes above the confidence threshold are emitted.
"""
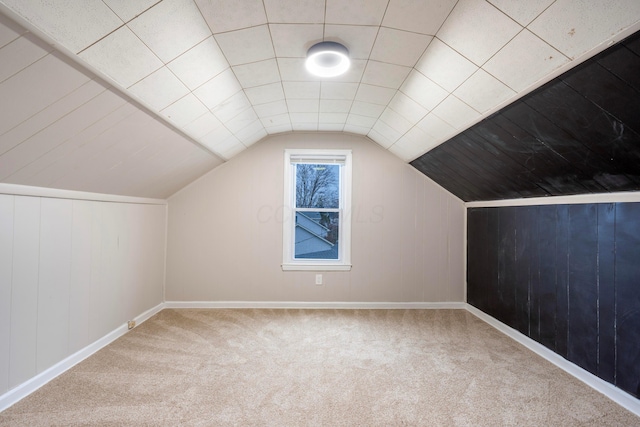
[305,41,350,78]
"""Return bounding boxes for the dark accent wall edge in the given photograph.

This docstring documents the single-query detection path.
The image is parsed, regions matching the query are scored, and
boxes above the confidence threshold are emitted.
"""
[467,202,640,398]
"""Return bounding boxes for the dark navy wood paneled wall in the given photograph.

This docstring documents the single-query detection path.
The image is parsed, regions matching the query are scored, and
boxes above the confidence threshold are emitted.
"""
[467,202,640,398]
[412,31,640,202]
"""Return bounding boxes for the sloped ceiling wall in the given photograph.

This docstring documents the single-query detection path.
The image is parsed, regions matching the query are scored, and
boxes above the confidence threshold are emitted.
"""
[411,31,640,202]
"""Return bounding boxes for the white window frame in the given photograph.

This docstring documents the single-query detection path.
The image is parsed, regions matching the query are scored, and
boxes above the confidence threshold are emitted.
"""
[282,149,352,271]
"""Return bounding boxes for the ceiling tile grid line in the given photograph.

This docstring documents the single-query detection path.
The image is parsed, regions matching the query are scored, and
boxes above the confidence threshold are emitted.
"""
[1,0,640,198]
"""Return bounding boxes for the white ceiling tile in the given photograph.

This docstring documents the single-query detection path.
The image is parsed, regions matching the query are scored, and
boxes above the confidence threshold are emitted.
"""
[371,119,402,145]
[1,0,122,53]
[320,82,358,100]
[0,13,25,48]
[245,82,285,104]
[209,136,246,160]
[383,0,457,35]
[325,0,388,25]
[323,25,378,59]
[319,113,347,124]
[354,84,396,105]
[437,0,522,66]
[415,38,478,92]
[320,100,352,113]
[184,112,224,138]
[287,99,319,113]
[264,0,325,23]
[431,95,480,130]
[160,94,208,127]
[241,127,267,147]
[211,91,252,122]
[484,29,569,93]
[388,126,434,161]
[193,68,241,109]
[400,70,449,110]
[380,108,413,135]
[367,127,395,149]
[283,81,321,99]
[226,108,259,133]
[343,124,371,135]
[388,92,428,124]
[318,123,345,131]
[290,112,318,123]
[326,59,367,83]
[0,35,50,84]
[487,0,555,26]
[369,27,433,67]
[214,25,274,66]
[199,124,233,148]
[233,59,280,88]
[270,24,323,57]
[78,26,162,88]
[127,0,211,62]
[129,67,189,110]
[0,53,90,136]
[346,114,376,128]
[167,37,228,91]
[453,69,515,113]
[254,100,288,118]
[416,113,456,141]
[102,0,159,22]
[528,0,640,59]
[265,122,293,133]
[362,61,412,89]
[292,122,319,131]
[350,101,385,118]
[194,0,267,34]
[261,113,291,128]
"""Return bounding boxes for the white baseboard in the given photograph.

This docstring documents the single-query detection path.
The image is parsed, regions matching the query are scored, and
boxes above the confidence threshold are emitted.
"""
[164,301,467,310]
[0,303,164,412]
[465,304,640,418]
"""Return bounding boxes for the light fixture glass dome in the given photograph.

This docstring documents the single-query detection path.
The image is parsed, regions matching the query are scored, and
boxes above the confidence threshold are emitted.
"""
[305,41,350,78]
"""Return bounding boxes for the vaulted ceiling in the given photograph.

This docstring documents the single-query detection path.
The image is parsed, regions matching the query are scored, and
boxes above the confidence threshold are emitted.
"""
[1,0,639,198]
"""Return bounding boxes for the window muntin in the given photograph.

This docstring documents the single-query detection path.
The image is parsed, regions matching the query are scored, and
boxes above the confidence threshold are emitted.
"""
[283,150,351,271]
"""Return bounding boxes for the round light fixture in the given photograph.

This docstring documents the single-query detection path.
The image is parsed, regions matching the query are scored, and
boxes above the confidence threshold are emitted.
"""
[305,41,350,78]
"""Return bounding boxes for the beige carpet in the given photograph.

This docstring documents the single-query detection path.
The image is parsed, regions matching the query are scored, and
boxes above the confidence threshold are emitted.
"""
[0,309,638,426]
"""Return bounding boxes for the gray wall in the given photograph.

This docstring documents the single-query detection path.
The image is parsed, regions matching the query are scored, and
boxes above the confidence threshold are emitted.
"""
[166,133,465,303]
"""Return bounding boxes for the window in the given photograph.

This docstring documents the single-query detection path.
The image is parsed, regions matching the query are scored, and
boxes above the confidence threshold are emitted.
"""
[282,149,352,271]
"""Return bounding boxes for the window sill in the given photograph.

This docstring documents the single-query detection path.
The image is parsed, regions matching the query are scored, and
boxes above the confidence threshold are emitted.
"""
[282,263,352,271]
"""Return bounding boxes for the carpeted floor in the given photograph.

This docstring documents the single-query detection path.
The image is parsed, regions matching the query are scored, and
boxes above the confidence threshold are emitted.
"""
[0,309,638,426]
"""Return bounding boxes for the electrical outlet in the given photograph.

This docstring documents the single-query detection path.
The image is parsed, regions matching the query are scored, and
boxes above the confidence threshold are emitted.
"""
[315,274,323,285]
[127,320,136,330]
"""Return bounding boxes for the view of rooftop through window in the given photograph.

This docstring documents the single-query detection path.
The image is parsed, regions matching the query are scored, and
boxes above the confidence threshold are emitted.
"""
[294,163,340,260]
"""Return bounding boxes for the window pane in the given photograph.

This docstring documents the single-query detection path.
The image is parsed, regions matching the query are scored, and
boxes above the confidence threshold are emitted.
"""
[294,211,339,259]
[295,164,339,209]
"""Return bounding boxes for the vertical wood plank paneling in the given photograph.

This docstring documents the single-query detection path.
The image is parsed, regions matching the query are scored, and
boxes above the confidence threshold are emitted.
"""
[485,208,500,319]
[498,207,516,329]
[88,202,104,342]
[69,200,93,354]
[554,205,570,359]
[9,196,40,388]
[36,198,73,372]
[0,195,14,394]
[514,207,531,336]
[529,206,541,342]
[537,205,558,351]
[615,202,640,397]
[466,208,487,311]
[567,204,599,375]
[597,203,616,383]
